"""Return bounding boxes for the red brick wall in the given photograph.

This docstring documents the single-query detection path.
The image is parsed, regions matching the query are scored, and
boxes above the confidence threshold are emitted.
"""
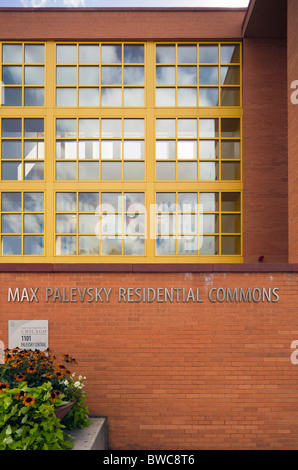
[0,269,298,450]
[0,8,245,41]
[288,0,298,262]
[242,38,288,263]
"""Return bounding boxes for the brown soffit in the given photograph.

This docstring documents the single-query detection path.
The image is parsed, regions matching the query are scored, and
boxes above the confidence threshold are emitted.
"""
[242,0,287,38]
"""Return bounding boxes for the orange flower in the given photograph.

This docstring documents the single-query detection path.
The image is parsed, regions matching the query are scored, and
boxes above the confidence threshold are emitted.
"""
[23,395,35,406]
[14,373,26,382]
[0,382,9,393]
[26,366,37,374]
[49,390,61,402]
[14,390,27,400]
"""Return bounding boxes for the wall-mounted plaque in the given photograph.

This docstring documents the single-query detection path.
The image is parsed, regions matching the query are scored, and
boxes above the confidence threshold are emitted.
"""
[8,320,48,351]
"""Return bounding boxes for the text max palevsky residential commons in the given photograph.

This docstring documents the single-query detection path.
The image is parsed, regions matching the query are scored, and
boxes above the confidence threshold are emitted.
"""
[0,0,298,450]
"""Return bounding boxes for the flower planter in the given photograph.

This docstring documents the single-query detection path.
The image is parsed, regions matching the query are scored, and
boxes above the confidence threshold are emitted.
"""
[54,400,76,420]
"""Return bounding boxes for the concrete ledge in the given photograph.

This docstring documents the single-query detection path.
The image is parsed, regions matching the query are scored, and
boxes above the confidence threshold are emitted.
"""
[69,417,108,450]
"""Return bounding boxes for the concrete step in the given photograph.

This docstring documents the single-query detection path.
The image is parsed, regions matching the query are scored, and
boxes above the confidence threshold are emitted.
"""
[69,417,108,450]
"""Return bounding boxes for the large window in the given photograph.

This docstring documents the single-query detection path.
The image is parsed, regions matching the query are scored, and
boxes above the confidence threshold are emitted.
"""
[0,41,242,263]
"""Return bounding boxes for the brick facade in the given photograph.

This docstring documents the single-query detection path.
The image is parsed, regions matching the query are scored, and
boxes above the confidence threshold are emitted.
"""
[1,269,298,450]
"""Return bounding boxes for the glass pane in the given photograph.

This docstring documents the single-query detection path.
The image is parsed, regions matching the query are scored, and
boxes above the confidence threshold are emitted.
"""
[24,141,44,160]
[178,236,197,255]
[123,141,144,160]
[25,45,44,63]
[124,66,144,85]
[124,45,144,63]
[2,66,22,85]
[156,88,175,106]
[56,214,77,233]
[2,119,22,137]
[156,162,176,180]
[177,45,197,63]
[199,88,218,106]
[1,214,22,233]
[2,162,22,180]
[56,66,77,85]
[101,140,122,159]
[56,162,76,180]
[2,140,22,159]
[124,237,145,255]
[101,193,122,212]
[79,66,99,85]
[56,88,76,107]
[24,236,44,255]
[101,237,122,256]
[156,193,176,211]
[156,66,175,85]
[123,162,144,180]
[24,66,44,85]
[199,66,218,85]
[202,214,219,233]
[56,192,76,212]
[221,118,240,137]
[102,214,122,234]
[101,66,122,85]
[24,214,44,233]
[79,236,99,255]
[178,193,197,212]
[221,66,240,85]
[78,161,99,180]
[1,192,21,212]
[101,45,122,63]
[101,162,122,180]
[124,119,144,138]
[156,119,175,138]
[221,162,241,180]
[199,45,218,63]
[158,214,176,234]
[199,235,219,255]
[56,236,76,255]
[199,119,219,138]
[156,141,176,160]
[56,140,77,160]
[221,192,241,212]
[24,162,44,180]
[101,119,122,138]
[56,45,77,64]
[24,193,44,212]
[79,118,99,138]
[79,45,99,64]
[156,45,175,63]
[125,192,145,208]
[156,236,176,255]
[199,162,219,180]
[4,87,22,106]
[25,118,44,137]
[101,87,122,106]
[177,88,197,106]
[178,66,197,85]
[199,140,219,159]
[78,214,98,233]
[221,140,241,159]
[221,44,240,64]
[221,235,241,255]
[124,88,144,107]
[56,119,76,138]
[221,88,240,106]
[221,214,241,233]
[200,193,219,212]
[78,141,99,159]
[178,162,197,180]
[177,141,197,160]
[2,44,22,63]
[2,236,22,255]
[177,119,197,138]
[79,88,99,106]
[78,192,99,212]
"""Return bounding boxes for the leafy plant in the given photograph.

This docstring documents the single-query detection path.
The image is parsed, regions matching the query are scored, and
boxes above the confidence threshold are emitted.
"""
[0,348,91,432]
[0,381,73,450]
